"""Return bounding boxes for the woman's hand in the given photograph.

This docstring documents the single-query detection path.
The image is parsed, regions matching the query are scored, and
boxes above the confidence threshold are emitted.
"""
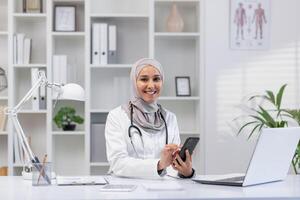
[158,144,179,171]
[172,150,193,177]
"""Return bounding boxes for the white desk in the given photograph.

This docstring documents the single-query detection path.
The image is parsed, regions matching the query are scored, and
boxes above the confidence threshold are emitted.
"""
[1,175,300,200]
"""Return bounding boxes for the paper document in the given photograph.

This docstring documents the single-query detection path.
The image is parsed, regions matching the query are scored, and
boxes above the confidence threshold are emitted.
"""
[100,184,137,192]
[56,176,108,185]
[142,181,184,191]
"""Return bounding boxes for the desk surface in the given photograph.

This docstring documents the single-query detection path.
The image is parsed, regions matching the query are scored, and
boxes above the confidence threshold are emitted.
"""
[1,175,300,200]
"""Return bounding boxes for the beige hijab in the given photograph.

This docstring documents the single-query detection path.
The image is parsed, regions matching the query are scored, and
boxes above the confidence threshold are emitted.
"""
[122,58,166,133]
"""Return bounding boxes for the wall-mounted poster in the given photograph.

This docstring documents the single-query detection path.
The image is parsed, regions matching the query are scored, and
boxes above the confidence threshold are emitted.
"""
[230,0,270,50]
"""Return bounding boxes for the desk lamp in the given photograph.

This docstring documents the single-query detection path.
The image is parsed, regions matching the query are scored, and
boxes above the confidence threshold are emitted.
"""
[7,71,85,183]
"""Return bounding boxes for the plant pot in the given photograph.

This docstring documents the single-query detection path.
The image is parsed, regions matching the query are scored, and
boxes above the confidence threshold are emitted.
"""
[62,124,76,131]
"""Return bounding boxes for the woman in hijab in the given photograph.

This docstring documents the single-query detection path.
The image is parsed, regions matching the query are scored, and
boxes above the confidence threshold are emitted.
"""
[105,58,195,179]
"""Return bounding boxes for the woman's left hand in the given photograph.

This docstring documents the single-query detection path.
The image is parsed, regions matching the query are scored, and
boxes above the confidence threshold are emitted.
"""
[172,150,193,177]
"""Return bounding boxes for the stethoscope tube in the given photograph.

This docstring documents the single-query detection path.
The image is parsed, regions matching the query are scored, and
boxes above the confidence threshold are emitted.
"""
[128,103,168,156]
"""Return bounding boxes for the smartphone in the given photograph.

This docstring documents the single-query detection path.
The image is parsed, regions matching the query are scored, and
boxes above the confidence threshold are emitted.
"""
[178,137,199,161]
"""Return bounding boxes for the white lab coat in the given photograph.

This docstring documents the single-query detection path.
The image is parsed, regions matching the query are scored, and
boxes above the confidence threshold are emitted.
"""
[105,106,181,179]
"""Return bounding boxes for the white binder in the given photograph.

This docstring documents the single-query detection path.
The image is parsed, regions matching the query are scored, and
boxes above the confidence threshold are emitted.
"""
[13,34,17,64]
[60,55,67,85]
[99,23,108,65]
[23,38,31,64]
[108,25,117,64]
[39,68,46,110]
[31,68,39,110]
[17,33,25,65]
[91,124,107,162]
[92,23,101,65]
[52,55,67,98]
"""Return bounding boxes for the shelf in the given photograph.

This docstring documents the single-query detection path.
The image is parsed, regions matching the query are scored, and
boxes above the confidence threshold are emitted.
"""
[53,0,84,3]
[13,64,47,68]
[19,110,47,114]
[90,13,149,18]
[0,31,8,36]
[154,32,200,38]
[90,64,132,69]
[0,96,8,100]
[13,13,47,18]
[52,32,85,37]
[13,163,24,167]
[155,0,199,2]
[0,131,8,135]
[90,162,109,167]
[52,131,85,136]
[159,96,200,101]
[90,109,110,113]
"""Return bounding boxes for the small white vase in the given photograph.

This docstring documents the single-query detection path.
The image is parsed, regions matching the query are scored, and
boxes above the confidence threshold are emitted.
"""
[166,3,184,32]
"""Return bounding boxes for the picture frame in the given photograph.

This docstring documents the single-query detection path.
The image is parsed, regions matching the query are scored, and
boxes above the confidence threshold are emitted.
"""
[23,0,43,13]
[54,6,76,32]
[175,76,191,96]
[230,0,270,50]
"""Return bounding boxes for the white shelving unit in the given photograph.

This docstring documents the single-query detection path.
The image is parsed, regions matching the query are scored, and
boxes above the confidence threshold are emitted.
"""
[0,0,9,175]
[2,0,204,176]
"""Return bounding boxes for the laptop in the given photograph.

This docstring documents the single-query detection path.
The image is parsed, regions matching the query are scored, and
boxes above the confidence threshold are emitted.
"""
[56,176,108,186]
[193,127,300,187]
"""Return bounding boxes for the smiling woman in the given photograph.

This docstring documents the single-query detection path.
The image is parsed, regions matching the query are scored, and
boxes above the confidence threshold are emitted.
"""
[136,66,162,103]
[104,58,196,179]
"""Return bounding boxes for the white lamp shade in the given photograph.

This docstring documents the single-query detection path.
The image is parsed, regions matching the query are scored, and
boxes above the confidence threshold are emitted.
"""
[59,83,85,101]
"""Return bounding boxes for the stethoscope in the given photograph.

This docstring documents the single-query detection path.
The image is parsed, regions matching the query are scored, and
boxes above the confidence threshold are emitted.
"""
[128,102,168,156]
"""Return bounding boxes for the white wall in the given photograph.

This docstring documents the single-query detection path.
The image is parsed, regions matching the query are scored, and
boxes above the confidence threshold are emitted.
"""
[203,0,300,174]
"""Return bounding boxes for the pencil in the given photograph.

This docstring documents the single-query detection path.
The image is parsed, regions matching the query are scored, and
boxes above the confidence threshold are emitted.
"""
[37,154,48,184]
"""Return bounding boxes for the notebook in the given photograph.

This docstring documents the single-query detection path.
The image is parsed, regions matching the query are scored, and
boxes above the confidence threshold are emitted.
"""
[193,127,300,187]
[56,176,108,186]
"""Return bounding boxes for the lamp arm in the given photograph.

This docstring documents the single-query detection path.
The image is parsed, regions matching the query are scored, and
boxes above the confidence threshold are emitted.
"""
[10,114,35,163]
[6,70,51,183]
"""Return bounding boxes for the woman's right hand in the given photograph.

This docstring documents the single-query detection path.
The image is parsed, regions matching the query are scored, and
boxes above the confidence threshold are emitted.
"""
[158,144,179,170]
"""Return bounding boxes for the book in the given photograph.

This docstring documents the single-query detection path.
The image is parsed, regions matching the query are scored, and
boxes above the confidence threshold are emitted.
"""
[0,106,7,131]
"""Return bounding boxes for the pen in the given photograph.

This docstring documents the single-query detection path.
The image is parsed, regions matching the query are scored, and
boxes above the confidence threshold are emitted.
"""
[37,154,47,184]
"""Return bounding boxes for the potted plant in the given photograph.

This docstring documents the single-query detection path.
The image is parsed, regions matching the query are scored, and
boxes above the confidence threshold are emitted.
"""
[53,106,84,131]
[283,109,300,174]
[237,84,300,174]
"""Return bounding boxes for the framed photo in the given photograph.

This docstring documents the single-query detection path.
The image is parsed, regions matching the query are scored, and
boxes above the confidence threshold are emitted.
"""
[24,0,43,13]
[55,6,76,32]
[175,77,191,96]
[230,0,270,50]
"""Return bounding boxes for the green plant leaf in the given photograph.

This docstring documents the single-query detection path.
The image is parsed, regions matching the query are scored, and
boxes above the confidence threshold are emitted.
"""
[248,95,263,101]
[276,84,287,110]
[265,90,275,104]
[247,123,261,140]
[53,106,84,129]
[257,106,276,127]
[237,121,259,136]
[249,115,265,124]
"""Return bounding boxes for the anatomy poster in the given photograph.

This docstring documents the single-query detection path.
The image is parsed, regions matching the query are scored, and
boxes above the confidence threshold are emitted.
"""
[230,0,270,50]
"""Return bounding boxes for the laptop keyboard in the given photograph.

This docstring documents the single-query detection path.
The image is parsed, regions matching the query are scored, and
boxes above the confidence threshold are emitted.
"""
[218,176,245,182]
